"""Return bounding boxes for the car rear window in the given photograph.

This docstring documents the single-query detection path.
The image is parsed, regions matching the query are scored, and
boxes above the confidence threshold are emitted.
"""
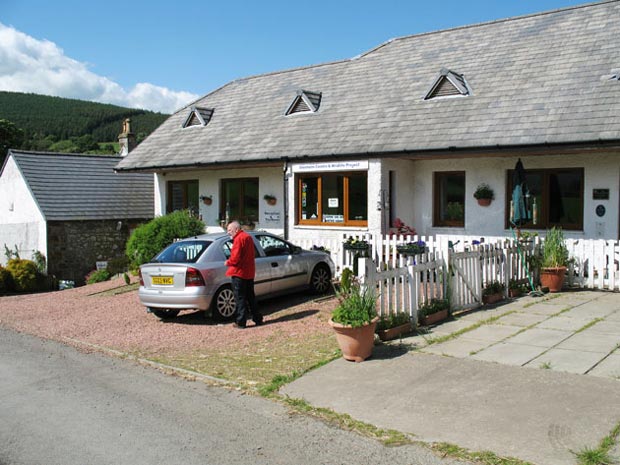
[153,241,212,263]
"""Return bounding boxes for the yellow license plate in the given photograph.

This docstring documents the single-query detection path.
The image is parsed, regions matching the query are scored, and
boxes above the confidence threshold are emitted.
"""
[152,276,174,285]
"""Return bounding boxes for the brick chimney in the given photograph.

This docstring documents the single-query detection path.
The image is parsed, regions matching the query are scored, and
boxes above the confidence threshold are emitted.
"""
[118,118,136,156]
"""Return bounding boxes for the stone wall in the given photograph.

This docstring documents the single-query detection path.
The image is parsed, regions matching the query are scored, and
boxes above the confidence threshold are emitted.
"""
[47,219,147,285]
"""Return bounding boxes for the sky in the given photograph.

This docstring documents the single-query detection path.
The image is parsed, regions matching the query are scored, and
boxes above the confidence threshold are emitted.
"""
[0,0,591,114]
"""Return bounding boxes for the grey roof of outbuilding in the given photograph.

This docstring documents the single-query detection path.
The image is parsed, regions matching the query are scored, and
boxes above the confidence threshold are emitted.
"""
[116,0,620,172]
[7,150,154,221]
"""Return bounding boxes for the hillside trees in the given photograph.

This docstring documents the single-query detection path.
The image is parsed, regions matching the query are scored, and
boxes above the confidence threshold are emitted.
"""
[0,119,24,166]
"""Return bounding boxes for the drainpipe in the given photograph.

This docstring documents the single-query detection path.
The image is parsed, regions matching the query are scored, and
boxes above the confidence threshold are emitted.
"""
[283,158,289,240]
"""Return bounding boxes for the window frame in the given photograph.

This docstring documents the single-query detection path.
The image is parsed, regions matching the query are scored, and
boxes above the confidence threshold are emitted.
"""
[504,167,584,231]
[296,172,368,227]
[220,177,259,224]
[166,179,199,215]
[433,171,466,228]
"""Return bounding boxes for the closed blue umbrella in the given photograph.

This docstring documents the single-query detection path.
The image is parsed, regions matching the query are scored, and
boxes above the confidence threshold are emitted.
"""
[511,159,531,227]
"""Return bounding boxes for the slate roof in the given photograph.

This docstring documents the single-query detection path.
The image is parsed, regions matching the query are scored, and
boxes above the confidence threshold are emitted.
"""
[116,0,620,172]
[7,150,154,221]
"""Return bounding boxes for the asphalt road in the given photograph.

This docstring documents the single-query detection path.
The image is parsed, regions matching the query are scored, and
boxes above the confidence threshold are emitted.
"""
[0,327,467,465]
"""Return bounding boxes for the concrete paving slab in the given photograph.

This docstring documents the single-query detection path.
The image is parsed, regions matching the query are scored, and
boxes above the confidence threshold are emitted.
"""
[587,318,620,335]
[505,327,572,348]
[525,348,604,374]
[536,316,595,332]
[471,342,546,366]
[588,353,620,379]
[519,302,569,316]
[456,308,510,323]
[562,304,618,319]
[282,352,620,465]
[605,309,620,321]
[556,331,620,353]
[495,312,547,327]
[454,324,522,343]
[425,319,475,336]
[420,338,490,358]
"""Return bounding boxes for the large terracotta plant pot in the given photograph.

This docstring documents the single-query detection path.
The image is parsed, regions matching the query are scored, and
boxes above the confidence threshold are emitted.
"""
[540,267,566,292]
[329,317,379,362]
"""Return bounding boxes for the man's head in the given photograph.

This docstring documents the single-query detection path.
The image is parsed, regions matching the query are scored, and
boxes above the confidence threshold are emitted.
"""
[226,221,241,237]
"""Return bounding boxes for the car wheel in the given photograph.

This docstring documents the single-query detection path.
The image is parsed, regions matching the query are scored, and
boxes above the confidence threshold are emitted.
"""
[310,264,332,294]
[150,308,180,320]
[212,285,236,321]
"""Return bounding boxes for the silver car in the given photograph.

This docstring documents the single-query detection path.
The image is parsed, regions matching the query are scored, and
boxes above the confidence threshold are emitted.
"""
[138,231,335,320]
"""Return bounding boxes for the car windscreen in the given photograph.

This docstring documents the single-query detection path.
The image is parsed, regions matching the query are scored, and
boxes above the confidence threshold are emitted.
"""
[152,241,212,264]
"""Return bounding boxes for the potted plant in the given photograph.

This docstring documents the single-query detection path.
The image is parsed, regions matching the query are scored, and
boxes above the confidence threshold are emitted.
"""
[376,312,413,341]
[200,195,212,205]
[264,194,277,206]
[473,183,495,206]
[396,240,427,256]
[482,280,505,304]
[539,227,569,292]
[329,272,379,362]
[418,298,450,326]
[508,279,524,298]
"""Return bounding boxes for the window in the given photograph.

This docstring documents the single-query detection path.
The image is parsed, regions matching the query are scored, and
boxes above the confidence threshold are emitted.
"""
[506,168,583,230]
[257,235,292,256]
[297,172,367,226]
[220,178,259,223]
[434,172,465,227]
[167,180,199,215]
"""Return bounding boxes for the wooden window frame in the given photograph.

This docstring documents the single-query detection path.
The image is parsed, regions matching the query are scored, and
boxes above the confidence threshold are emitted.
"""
[504,167,584,231]
[433,171,465,228]
[167,179,198,214]
[296,172,368,227]
[220,177,259,223]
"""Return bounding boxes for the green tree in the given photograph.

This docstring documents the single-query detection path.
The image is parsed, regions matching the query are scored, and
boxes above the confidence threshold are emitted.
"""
[0,119,24,166]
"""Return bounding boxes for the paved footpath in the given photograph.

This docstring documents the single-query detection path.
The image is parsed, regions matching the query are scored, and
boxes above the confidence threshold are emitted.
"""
[283,290,620,465]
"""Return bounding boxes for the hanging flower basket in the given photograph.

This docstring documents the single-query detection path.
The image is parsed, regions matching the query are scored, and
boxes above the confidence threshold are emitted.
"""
[396,241,427,256]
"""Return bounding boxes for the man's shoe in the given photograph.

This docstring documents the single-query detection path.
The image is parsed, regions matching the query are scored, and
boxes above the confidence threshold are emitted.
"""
[253,319,263,326]
[231,322,246,329]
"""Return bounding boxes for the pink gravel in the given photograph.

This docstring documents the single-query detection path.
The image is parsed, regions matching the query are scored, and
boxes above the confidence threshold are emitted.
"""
[0,276,339,356]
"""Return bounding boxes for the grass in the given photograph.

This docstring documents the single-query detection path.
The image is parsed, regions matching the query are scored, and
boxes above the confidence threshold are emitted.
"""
[433,443,536,465]
[574,422,620,465]
[147,331,341,389]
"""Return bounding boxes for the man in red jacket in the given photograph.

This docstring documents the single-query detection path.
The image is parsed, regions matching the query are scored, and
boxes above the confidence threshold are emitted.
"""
[225,221,263,328]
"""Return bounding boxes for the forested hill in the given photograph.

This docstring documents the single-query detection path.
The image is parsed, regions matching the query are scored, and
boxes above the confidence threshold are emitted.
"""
[0,91,169,145]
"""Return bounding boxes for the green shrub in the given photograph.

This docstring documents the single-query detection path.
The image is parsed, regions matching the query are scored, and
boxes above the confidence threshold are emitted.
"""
[126,210,205,269]
[376,312,411,331]
[332,278,378,328]
[6,258,38,292]
[85,269,112,284]
[418,298,450,317]
[0,266,14,293]
[107,255,129,275]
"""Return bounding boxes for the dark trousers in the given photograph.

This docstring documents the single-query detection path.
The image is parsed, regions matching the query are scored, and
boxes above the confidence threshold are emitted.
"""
[231,276,261,325]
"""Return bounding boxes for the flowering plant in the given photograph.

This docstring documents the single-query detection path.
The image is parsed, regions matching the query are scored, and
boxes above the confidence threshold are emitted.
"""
[391,217,416,236]
[396,240,427,255]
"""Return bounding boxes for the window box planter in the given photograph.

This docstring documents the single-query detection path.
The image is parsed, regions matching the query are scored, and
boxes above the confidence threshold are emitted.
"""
[482,293,504,305]
[396,241,427,256]
[376,322,413,341]
[419,309,448,326]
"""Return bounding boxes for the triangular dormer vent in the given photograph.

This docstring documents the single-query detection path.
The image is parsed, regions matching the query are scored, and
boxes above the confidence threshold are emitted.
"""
[285,90,322,115]
[182,106,214,128]
[424,69,471,100]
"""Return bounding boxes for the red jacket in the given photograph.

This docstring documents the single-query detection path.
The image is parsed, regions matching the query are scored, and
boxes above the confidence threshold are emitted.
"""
[225,230,255,279]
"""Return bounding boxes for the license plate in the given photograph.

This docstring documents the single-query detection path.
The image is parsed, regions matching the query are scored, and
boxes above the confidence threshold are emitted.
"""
[152,276,173,285]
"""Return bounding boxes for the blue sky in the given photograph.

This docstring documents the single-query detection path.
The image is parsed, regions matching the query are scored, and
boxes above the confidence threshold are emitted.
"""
[1,0,589,113]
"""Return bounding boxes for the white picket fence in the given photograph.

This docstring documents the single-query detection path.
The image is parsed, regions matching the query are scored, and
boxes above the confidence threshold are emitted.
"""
[290,233,620,321]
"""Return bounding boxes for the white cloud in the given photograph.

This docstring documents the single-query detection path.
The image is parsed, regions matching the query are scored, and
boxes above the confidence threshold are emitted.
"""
[0,23,199,114]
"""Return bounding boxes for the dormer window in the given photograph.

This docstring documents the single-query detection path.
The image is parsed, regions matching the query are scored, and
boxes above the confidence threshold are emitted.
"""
[285,90,322,115]
[182,106,214,128]
[424,68,472,100]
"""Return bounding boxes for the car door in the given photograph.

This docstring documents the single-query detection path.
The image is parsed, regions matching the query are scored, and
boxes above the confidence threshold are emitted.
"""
[255,234,308,293]
[221,238,272,297]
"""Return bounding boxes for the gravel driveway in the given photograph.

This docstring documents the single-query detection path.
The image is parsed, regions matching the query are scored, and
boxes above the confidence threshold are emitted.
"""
[0,276,340,384]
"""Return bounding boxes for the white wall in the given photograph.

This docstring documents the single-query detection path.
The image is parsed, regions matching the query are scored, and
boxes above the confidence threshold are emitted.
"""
[0,156,47,265]
[155,166,285,234]
[411,152,620,240]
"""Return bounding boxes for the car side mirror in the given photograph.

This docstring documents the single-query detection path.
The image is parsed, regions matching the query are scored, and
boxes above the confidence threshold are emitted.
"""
[292,245,302,254]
